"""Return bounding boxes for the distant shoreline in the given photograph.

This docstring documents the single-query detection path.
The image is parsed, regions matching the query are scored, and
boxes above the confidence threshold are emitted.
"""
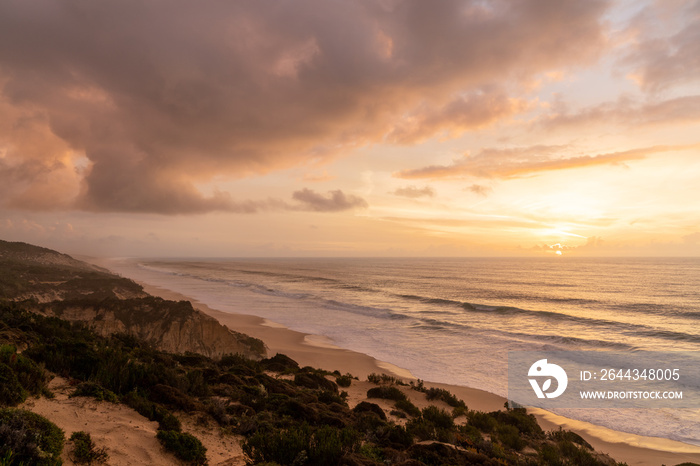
[100,257,700,466]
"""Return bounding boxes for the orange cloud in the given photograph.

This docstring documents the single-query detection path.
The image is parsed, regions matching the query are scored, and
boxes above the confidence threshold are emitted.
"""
[385,91,530,144]
[392,186,435,198]
[395,144,698,180]
[540,95,700,131]
[0,0,611,213]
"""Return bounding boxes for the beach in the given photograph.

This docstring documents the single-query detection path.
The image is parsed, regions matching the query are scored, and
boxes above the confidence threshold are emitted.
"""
[125,269,700,466]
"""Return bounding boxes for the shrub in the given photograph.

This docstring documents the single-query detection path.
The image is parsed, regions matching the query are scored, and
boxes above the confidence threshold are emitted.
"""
[71,382,119,403]
[490,407,543,437]
[243,423,312,465]
[352,401,387,421]
[367,373,407,385]
[0,408,64,466]
[549,428,593,449]
[294,372,338,392]
[122,392,181,432]
[496,424,526,451]
[242,424,359,466]
[425,387,466,409]
[70,431,108,464]
[366,386,406,402]
[0,345,47,396]
[538,443,564,466]
[149,384,200,412]
[394,399,421,418]
[156,430,207,465]
[0,363,27,406]
[260,353,299,373]
[422,406,454,430]
[335,374,352,387]
[468,411,497,432]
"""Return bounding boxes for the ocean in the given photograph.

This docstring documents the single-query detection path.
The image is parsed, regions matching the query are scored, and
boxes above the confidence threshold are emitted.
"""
[111,257,700,446]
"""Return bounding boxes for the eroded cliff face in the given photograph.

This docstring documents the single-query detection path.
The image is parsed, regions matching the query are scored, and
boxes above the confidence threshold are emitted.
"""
[1,239,267,360]
[40,302,265,360]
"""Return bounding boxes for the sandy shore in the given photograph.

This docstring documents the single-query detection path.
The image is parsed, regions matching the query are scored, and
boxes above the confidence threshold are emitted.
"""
[126,278,700,466]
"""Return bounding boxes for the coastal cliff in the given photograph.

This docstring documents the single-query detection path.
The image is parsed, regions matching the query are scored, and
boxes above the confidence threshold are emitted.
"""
[0,239,265,360]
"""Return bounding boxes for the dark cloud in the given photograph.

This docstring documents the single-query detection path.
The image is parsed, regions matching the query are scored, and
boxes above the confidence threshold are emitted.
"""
[392,185,434,198]
[0,0,611,213]
[395,144,694,180]
[291,188,368,212]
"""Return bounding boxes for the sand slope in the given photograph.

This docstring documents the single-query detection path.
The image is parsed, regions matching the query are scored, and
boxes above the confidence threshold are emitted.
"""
[21,377,181,465]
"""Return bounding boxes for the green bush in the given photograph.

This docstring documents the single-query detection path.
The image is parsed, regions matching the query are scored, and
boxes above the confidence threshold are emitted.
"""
[70,431,108,464]
[405,406,455,443]
[243,423,312,465]
[367,373,407,385]
[425,387,466,409]
[366,386,406,402]
[0,363,27,406]
[394,399,421,417]
[71,382,119,403]
[549,428,593,449]
[352,401,386,421]
[122,392,181,432]
[496,424,526,451]
[422,406,454,430]
[156,430,207,465]
[490,407,544,437]
[242,423,359,466]
[0,408,64,466]
[260,353,299,373]
[294,372,338,392]
[0,345,47,396]
[467,410,497,432]
[335,374,352,387]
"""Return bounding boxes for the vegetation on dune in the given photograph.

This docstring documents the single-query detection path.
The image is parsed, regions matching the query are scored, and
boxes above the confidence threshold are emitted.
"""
[69,431,108,465]
[0,408,64,466]
[0,299,632,465]
[0,239,632,465]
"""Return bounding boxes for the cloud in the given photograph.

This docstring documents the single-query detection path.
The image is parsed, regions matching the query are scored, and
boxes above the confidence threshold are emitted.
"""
[392,185,435,198]
[302,171,336,183]
[0,0,611,213]
[621,1,700,92]
[540,95,700,131]
[385,91,529,144]
[395,144,697,180]
[467,184,492,196]
[291,188,368,212]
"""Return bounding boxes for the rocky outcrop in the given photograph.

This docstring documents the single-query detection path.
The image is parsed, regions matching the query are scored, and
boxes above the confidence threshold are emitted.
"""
[1,239,267,360]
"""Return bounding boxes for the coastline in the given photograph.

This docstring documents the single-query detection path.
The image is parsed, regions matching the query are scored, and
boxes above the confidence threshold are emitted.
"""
[106,260,700,466]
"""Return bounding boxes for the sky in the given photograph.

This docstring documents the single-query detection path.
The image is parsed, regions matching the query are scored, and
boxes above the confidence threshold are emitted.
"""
[1,0,699,257]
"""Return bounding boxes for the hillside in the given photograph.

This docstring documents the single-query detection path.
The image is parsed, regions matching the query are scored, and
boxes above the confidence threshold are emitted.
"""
[0,239,265,359]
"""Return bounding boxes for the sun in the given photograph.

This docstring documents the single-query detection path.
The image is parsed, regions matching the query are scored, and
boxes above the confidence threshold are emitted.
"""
[555,250,563,256]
